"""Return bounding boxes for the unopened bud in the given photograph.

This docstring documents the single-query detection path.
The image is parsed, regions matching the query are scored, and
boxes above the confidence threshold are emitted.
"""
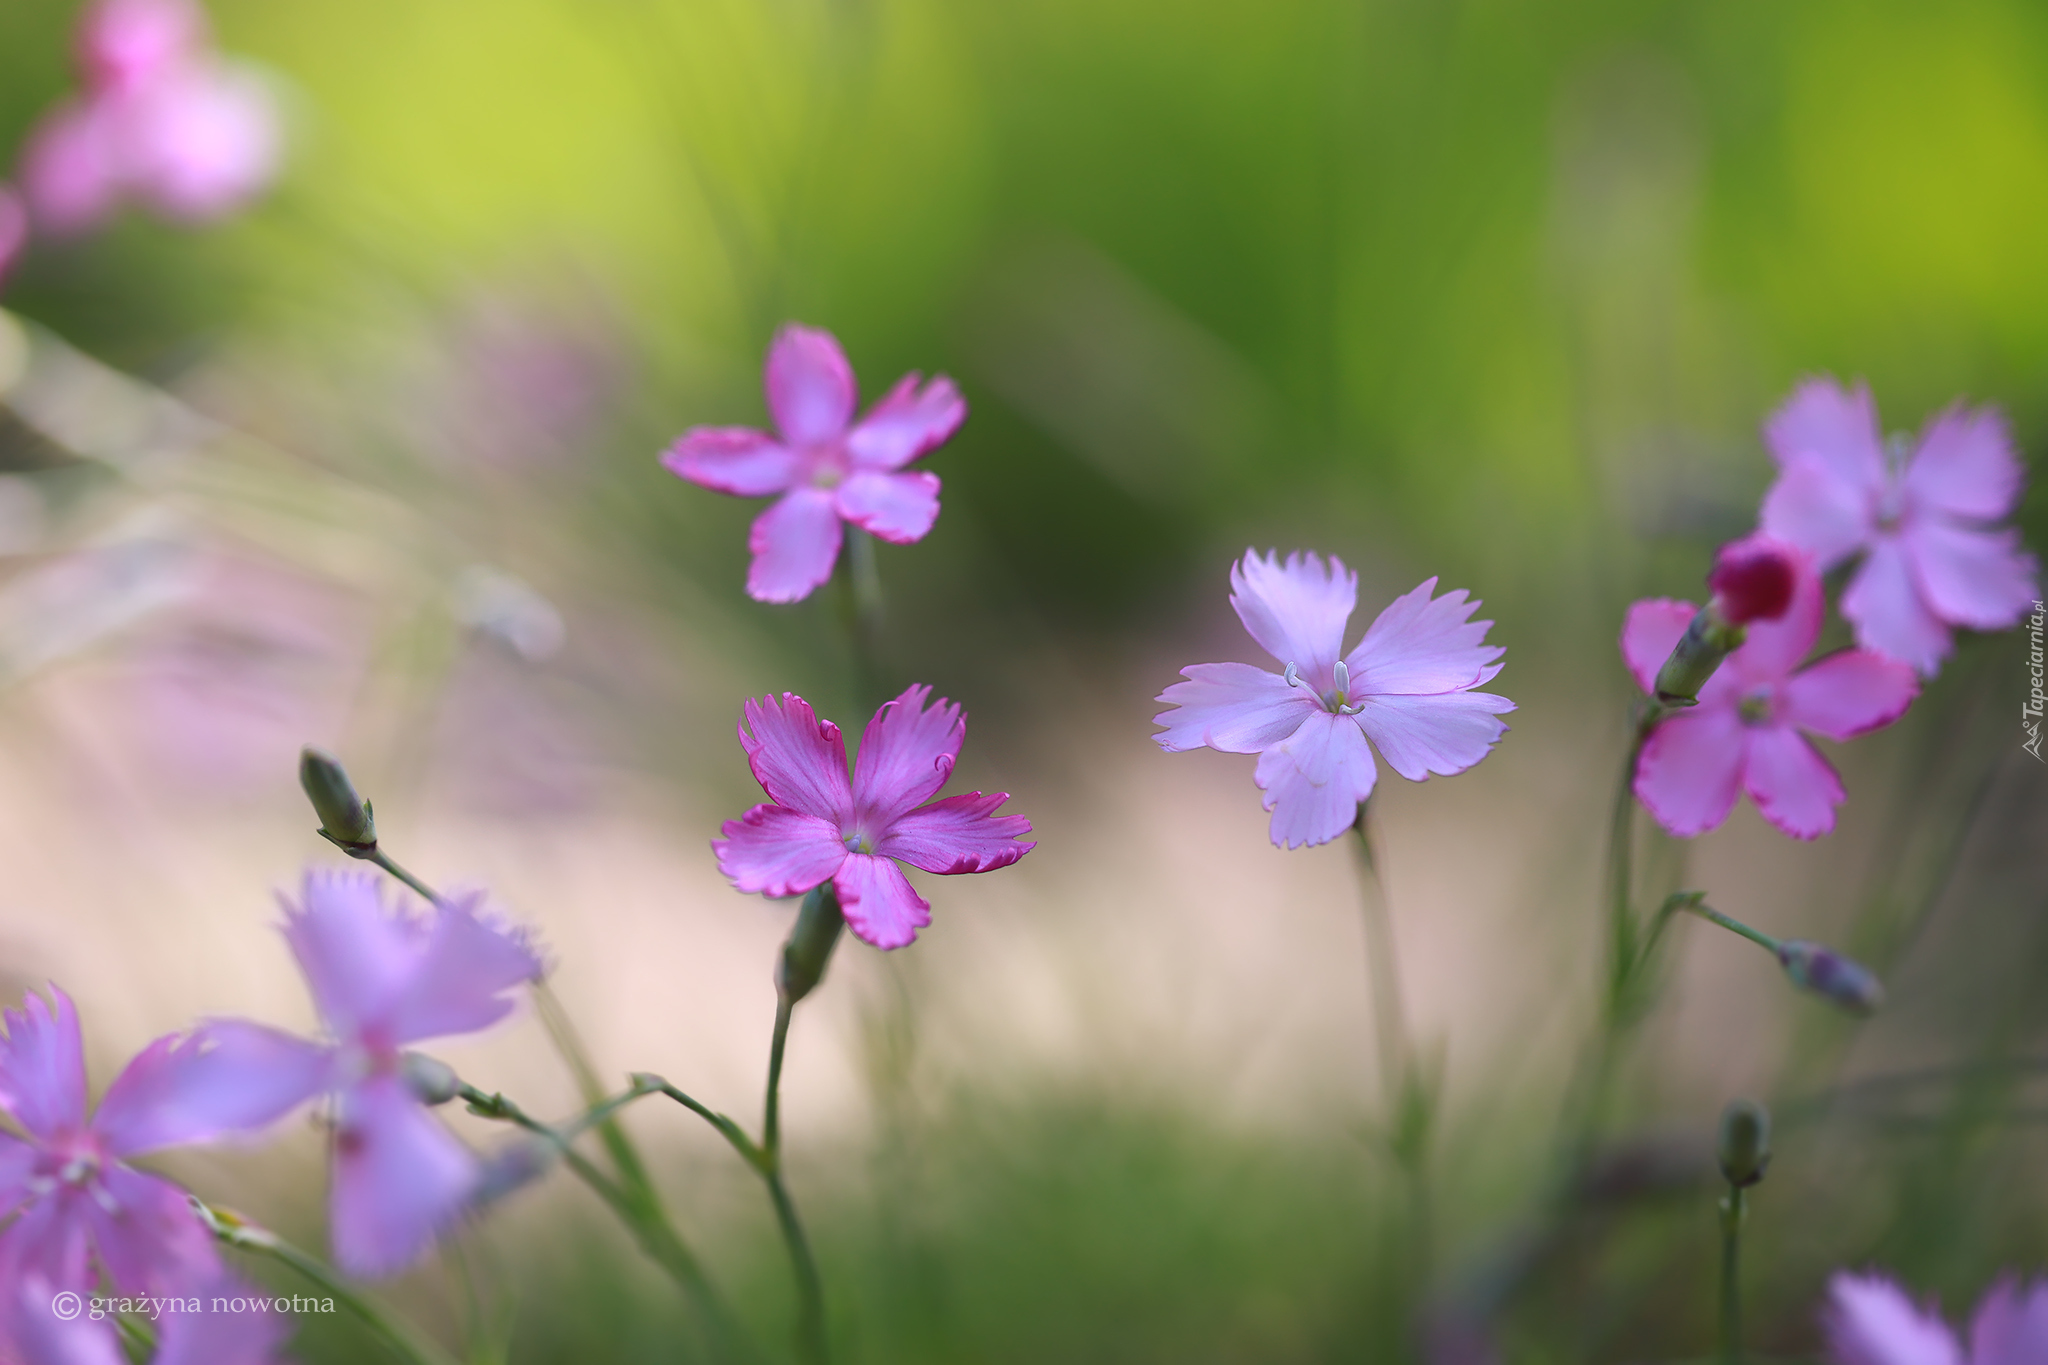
[401,1052,461,1106]
[1776,940,1885,1016]
[473,1135,558,1207]
[299,746,377,853]
[776,884,846,1005]
[1716,1099,1771,1187]
[1653,604,1745,706]
[1707,535,1798,626]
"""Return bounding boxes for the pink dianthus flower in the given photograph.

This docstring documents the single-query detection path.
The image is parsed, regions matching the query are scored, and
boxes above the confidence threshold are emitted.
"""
[14,1270,291,1365]
[1622,546,1917,841]
[1760,378,2038,676]
[715,685,1035,949]
[1824,1269,2048,1365]
[1153,550,1515,850]
[662,325,966,603]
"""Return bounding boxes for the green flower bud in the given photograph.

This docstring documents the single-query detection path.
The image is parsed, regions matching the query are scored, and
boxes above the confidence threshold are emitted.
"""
[1716,1098,1771,1188]
[1776,939,1885,1016]
[401,1051,461,1106]
[776,884,846,1005]
[299,746,377,853]
[1653,604,1746,707]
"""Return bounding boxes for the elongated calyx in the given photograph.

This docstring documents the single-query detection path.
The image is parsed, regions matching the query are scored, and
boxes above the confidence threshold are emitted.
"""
[401,1051,461,1106]
[1651,535,1801,706]
[1716,1098,1771,1187]
[300,745,377,853]
[1776,939,1885,1015]
[777,883,847,1004]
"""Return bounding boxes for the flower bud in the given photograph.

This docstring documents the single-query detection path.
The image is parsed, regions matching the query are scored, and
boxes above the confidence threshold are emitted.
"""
[299,745,377,853]
[776,884,846,1005]
[1707,535,1797,626]
[1716,1099,1771,1188]
[1652,605,1745,706]
[400,1051,460,1106]
[472,1135,558,1207]
[1776,939,1885,1015]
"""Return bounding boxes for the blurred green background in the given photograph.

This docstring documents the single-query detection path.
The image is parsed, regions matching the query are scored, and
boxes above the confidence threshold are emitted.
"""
[1,0,2046,1361]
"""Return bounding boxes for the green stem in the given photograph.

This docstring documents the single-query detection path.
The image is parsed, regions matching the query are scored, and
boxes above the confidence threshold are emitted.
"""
[762,994,830,1365]
[1683,902,1782,955]
[197,1204,462,1365]
[836,526,887,714]
[1719,1185,1746,1365]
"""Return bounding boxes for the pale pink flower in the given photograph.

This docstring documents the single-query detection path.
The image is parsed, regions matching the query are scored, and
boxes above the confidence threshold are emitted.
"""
[662,325,966,603]
[0,186,25,288]
[13,1271,291,1365]
[76,0,208,93]
[714,685,1034,949]
[1622,546,1918,840]
[1153,550,1515,850]
[1825,1270,2048,1365]
[1760,378,2038,676]
[0,988,319,1334]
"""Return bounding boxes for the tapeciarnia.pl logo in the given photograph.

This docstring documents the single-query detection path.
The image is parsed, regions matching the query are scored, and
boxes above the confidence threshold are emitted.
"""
[2025,599,2045,762]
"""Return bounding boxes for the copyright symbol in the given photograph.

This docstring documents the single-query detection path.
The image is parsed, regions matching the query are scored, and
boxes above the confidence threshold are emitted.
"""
[51,1291,82,1321]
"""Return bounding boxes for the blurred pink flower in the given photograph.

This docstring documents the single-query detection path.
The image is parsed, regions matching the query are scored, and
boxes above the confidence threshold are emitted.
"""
[662,324,967,603]
[1825,1270,2048,1365]
[0,185,26,287]
[1708,533,1798,624]
[0,988,318,1336]
[1153,550,1515,850]
[1760,378,2039,676]
[233,870,545,1278]
[715,685,1034,949]
[19,0,279,235]
[1622,547,1917,840]
[14,1270,292,1365]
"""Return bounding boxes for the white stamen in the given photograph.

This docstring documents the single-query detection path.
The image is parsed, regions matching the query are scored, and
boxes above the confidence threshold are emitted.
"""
[1332,660,1350,696]
[1283,662,1302,688]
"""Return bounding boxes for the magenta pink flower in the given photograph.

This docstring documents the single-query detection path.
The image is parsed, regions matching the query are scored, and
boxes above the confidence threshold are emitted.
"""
[0,987,319,1324]
[1760,378,2039,676]
[1153,550,1515,850]
[714,685,1034,949]
[1825,1270,2048,1365]
[1622,545,1918,840]
[19,0,279,235]
[13,1271,291,1365]
[661,325,966,603]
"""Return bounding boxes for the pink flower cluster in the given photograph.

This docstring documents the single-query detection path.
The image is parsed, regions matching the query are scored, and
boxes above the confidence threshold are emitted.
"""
[18,0,281,236]
[1825,1270,2048,1365]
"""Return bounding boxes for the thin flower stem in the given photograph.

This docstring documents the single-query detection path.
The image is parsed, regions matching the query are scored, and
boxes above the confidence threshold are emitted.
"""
[1719,1184,1746,1365]
[197,1203,462,1365]
[367,848,439,905]
[836,527,887,713]
[1682,902,1782,956]
[762,994,831,1365]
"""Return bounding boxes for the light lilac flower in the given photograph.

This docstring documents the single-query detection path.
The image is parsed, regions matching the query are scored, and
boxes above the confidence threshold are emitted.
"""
[661,325,966,603]
[714,685,1034,949]
[1825,1269,2048,1365]
[0,988,317,1325]
[1760,378,2039,676]
[13,1271,291,1365]
[1152,550,1515,850]
[1622,545,1918,840]
[76,0,208,93]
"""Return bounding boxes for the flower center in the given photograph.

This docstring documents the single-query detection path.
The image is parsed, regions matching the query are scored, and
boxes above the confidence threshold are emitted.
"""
[805,441,850,490]
[1738,685,1777,727]
[35,1128,111,1196]
[843,830,876,856]
[1285,660,1363,715]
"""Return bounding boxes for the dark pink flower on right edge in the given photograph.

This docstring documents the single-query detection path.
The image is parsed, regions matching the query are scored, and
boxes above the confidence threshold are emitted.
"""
[661,325,966,604]
[1824,1269,2048,1365]
[1621,542,1918,840]
[1760,378,2039,676]
[714,685,1033,949]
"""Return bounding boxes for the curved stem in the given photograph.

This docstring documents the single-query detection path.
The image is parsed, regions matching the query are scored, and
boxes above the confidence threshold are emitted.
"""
[762,995,829,1365]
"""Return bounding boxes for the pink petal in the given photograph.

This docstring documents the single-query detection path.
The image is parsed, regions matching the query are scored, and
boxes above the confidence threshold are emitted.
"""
[852,684,963,828]
[746,487,843,604]
[331,1074,477,1278]
[124,63,280,222]
[1741,724,1844,840]
[18,100,121,237]
[1764,377,1887,492]
[877,792,1034,874]
[1633,705,1747,838]
[1780,651,1918,742]
[1725,547,1824,686]
[85,1163,220,1296]
[1347,578,1504,695]
[1253,710,1378,850]
[1905,403,2024,522]
[1842,537,1953,676]
[835,469,940,543]
[1619,599,1699,695]
[1761,455,1877,569]
[0,187,26,288]
[155,1273,294,1365]
[1709,533,1800,624]
[833,853,931,950]
[714,804,849,897]
[0,1131,34,1220]
[1904,518,2039,631]
[1229,549,1357,682]
[659,427,800,496]
[765,324,857,446]
[845,372,967,471]
[1353,690,1514,782]
[1823,1270,1963,1365]
[738,692,854,822]
[383,893,543,1046]
[91,1020,331,1159]
[0,1193,91,1295]
[0,987,88,1142]
[11,1276,128,1365]
[280,869,425,1040]
[77,0,207,93]
[1153,662,1319,754]
[1969,1276,2048,1365]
